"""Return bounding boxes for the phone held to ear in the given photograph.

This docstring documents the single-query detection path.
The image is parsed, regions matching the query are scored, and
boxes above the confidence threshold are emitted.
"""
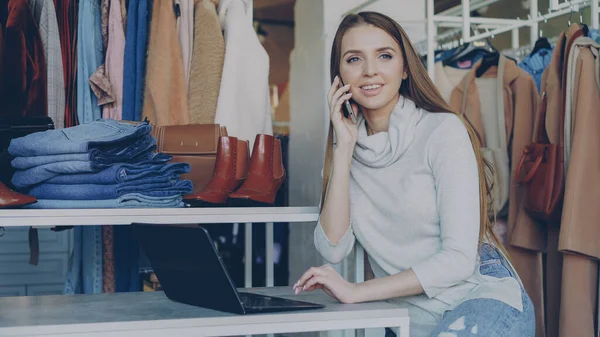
[338,77,358,123]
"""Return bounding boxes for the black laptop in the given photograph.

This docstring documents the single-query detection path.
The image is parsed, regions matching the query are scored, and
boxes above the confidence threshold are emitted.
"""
[131,223,325,315]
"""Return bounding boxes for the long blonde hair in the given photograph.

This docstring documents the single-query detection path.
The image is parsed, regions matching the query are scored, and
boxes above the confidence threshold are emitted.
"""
[321,11,504,251]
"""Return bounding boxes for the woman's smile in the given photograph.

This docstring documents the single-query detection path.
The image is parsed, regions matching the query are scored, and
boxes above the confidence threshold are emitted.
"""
[359,83,384,96]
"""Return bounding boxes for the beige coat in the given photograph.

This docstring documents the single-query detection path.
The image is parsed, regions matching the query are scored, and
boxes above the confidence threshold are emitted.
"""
[509,24,598,337]
[559,35,600,259]
[449,56,545,337]
[556,34,600,337]
[142,0,190,126]
[188,0,225,124]
[176,0,194,86]
[531,27,571,337]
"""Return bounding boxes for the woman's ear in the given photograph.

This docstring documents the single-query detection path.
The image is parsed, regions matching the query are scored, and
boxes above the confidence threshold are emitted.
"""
[402,72,408,80]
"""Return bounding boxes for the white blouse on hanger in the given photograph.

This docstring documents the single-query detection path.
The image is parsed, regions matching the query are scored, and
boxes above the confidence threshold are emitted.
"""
[215,0,273,149]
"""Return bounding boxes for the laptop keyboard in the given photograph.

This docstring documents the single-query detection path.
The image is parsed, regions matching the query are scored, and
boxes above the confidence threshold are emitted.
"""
[238,293,280,308]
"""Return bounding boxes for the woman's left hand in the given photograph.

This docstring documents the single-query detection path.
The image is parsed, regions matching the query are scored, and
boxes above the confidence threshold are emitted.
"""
[293,265,361,304]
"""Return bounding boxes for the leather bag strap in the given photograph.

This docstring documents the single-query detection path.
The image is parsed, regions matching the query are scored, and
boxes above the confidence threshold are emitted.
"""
[516,146,545,184]
[534,92,549,143]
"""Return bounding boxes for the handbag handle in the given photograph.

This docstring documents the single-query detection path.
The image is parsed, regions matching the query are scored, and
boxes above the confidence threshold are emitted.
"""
[516,146,545,184]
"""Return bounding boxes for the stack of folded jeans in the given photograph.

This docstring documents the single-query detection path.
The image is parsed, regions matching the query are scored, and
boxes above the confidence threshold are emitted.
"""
[8,119,192,208]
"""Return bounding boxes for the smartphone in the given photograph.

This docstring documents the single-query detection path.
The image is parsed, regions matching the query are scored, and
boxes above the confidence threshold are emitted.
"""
[338,78,358,123]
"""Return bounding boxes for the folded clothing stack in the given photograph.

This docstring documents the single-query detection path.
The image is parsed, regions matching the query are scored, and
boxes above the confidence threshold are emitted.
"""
[8,119,192,208]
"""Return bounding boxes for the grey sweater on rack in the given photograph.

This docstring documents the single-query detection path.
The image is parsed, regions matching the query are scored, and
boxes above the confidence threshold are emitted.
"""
[314,97,522,318]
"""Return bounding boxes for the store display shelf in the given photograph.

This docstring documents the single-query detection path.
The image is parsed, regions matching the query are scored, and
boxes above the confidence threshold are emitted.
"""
[0,206,320,227]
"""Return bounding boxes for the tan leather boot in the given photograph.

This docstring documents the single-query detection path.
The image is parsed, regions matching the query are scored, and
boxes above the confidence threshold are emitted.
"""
[0,182,36,208]
[184,136,249,206]
[228,134,285,206]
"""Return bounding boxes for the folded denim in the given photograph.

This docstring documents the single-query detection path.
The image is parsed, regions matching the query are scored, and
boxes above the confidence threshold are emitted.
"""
[28,178,192,200]
[9,119,152,157]
[11,134,156,170]
[44,162,190,185]
[23,193,184,209]
[11,152,171,189]
[90,134,156,161]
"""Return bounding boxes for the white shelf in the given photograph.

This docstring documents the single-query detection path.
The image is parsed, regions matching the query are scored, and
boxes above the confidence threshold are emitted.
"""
[0,207,319,227]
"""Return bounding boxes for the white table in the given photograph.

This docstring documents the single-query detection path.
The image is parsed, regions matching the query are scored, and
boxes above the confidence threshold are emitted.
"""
[0,287,409,337]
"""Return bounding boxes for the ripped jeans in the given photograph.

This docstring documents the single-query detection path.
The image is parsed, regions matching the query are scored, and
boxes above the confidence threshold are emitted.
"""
[386,243,535,337]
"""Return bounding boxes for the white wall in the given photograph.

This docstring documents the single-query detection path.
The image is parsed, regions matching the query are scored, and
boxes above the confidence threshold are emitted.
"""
[332,0,427,42]
[288,2,327,306]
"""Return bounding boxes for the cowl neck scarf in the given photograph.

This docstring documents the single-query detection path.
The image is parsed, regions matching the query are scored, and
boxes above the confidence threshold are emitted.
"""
[353,96,423,168]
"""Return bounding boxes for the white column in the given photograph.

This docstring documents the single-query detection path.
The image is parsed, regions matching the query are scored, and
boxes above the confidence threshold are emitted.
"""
[354,244,365,283]
[427,0,436,79]
[592,0,599,29]
[463,0,470,41]
[289,0,328,289]
[354,244,365,337]
[244,222,253,288]
[530,0,538,45]
[399,322,410,337]
[512,28,519,50]
[266,222,274,287]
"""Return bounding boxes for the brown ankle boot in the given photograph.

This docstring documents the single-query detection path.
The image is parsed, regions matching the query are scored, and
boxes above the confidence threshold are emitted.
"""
[0,182,36,208]
[228,134,285,206]
[184,136,249,206]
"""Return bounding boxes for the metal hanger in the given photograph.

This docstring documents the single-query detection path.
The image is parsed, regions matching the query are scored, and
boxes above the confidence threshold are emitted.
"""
[579,1,586,24]
[580,2,590,36]
[567,1,575,27]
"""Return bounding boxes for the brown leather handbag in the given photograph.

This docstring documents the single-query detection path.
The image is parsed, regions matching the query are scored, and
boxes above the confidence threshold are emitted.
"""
[151,124,228,194]
[515,92,564,223]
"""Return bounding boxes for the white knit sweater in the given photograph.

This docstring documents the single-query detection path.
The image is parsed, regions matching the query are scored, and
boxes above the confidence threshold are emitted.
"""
[314,97,522,318]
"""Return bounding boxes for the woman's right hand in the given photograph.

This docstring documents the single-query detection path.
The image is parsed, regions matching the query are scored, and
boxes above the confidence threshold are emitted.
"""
[328,76,359,149]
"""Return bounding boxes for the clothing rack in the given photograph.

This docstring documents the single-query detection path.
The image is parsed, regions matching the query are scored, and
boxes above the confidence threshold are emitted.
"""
[423,0,600,79]
[342,0,505,18]
[0,0,310,294]
[502,34,560,59]
[419,2,600,336]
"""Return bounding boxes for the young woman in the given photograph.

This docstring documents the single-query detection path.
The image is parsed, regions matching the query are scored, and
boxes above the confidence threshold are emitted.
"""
[292,12,535,337]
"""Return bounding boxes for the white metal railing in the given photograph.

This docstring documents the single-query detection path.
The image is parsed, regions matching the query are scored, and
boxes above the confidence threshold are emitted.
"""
[0,207,319,288]
[423,0,600,79]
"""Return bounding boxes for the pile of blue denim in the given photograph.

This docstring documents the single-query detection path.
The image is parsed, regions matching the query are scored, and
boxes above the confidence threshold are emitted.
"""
[8,119,192,208]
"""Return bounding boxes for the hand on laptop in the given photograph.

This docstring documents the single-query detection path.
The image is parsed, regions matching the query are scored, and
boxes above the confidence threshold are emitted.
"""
[293,264,360,304]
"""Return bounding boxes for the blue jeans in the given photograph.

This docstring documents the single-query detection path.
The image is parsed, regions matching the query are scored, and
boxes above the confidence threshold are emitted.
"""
[11,134,156,169]
[27,178,192,200]
[8,119,151,156]
[24,193,184,209]
[77,0,103,125]
[92,134,156,160]
[122,0,149,122]
[11,151,167,189]
[64,226,103,294]
[386,244,535,337]
[44,162,190,185]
